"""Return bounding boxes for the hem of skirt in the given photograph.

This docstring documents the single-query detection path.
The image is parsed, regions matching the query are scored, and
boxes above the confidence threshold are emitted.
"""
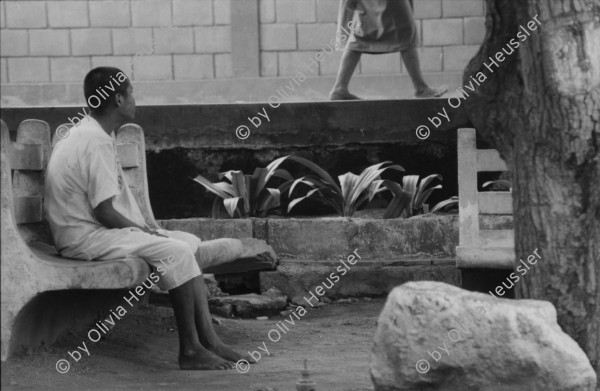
[348,42,417,54]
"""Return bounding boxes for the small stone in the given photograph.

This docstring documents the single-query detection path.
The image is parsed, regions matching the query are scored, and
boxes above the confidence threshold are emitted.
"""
[203,274,223,297]
[253,386,278,391]
[256,316,269,320]
[211,317,223,326]
[263,287,285,299]
[291,295,306,306]
[209,293,287,318]
[280,310,293,317]
[209,302,233,318]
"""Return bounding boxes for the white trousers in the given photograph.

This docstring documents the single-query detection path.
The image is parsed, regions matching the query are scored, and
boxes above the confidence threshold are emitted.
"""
[60,227,202,291]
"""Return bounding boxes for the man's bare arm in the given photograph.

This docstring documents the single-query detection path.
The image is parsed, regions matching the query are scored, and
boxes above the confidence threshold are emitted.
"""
[93,198,166,236]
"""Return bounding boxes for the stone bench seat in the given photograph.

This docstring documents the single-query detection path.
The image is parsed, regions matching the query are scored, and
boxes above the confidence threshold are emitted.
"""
[0,118,277,360]
[26,238,264,289]
[28,241,152,290]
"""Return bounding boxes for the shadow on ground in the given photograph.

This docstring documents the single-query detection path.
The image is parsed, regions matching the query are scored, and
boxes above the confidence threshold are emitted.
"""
[1,299,383,391]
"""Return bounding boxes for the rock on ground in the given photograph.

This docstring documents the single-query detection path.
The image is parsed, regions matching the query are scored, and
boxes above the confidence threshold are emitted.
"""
[370,281,597,391]
[204,238,278,274]
[208,289,287,318]
[203,274,223,297]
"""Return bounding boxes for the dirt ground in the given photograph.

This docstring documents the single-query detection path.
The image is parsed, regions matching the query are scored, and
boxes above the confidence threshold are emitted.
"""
[1,298,384,391]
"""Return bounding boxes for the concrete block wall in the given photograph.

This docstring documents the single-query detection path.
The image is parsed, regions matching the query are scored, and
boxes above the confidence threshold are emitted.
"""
[0,0,485,104]
[0,0,232,84]
[258,0,485,77]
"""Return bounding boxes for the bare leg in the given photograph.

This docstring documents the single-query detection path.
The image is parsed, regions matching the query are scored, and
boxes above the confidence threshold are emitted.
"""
[169,280,234,370]
[329,48,362,100]
[401,47,447,98]
[191,277,256,363]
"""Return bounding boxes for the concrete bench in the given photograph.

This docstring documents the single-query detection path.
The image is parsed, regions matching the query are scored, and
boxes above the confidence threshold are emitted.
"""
[456,128,515,269]
[0,118,276,360]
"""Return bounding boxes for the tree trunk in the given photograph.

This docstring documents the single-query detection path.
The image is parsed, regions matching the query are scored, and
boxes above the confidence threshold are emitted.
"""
[463,0,600,378]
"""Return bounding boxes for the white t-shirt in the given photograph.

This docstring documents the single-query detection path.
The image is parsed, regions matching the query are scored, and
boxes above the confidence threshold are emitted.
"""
[44,116,147,252]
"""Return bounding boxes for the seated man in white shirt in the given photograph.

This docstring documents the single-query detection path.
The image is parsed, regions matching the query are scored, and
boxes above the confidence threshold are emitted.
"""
[45,67,253,370]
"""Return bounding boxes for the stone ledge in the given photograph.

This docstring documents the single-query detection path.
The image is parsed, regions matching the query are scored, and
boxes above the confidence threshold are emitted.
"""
[157,215,512,260]
[0,73,463,106]
[0,95,468,151]
[204,238,278,274]
[276,258,456,267]
[267,215,460,260]
[259,261,461,299]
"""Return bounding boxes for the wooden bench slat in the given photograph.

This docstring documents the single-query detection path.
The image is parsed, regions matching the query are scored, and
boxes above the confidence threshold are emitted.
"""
[477,149,508,172]
[9,144,44,170]
[479,229,514,247]
[456,246,515,269]
[479,192,513,214]
[14,195,43,224]
[116,143,139,168]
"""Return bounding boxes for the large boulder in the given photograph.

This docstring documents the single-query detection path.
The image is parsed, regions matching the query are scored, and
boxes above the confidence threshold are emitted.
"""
[370,281,597,391]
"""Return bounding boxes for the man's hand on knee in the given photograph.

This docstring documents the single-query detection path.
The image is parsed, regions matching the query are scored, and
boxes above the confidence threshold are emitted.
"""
[143,226,168,238]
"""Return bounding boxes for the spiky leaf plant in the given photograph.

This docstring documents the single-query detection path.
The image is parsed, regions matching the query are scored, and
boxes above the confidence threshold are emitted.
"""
[193,156,293,218]
[287,160,405,217]
[383,174,443,218]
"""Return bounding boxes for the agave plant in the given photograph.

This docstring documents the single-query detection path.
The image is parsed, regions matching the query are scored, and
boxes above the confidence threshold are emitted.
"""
[286,160,405,217]
[482,179,512,191]
[430,196,459,213]
[384,174,446,218]
[193,156,294,218]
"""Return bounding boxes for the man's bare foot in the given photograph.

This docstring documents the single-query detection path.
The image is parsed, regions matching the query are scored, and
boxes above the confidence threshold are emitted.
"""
[179,347,235,370]
[329,89,361,100]
[210,342,257,364]
[414,86,448,98]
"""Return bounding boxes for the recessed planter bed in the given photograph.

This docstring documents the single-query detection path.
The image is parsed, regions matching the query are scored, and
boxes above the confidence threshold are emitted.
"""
[158,214,512,299]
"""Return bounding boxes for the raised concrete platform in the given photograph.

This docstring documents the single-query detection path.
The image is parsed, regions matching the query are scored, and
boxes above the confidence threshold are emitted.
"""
[0,73,463,107]
[0,98,470,151]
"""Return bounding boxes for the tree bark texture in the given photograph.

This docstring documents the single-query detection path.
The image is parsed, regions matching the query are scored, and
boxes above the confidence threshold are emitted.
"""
[463,0,600,378]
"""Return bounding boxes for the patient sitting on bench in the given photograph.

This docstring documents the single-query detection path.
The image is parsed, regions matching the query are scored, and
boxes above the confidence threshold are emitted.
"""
[44,66,254,370]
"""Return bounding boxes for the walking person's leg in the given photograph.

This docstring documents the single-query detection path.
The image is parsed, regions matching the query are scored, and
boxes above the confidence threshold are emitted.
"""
[394,0,446,98]
[329,48,362,100]
[401,47,447,98]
